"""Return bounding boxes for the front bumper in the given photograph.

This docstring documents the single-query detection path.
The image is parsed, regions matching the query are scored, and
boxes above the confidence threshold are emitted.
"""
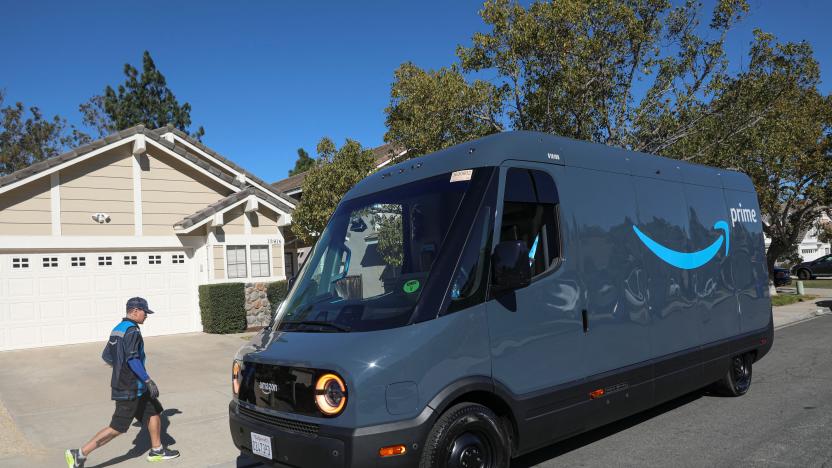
[229,400,432,468]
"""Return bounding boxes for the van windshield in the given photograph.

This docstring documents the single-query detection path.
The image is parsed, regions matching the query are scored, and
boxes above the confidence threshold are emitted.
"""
[275,170,486,332]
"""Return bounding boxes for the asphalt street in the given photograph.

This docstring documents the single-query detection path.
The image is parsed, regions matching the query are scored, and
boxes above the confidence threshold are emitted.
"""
[512,315,832,467]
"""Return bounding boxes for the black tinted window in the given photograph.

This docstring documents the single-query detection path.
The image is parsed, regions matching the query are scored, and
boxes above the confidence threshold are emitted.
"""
[499,168,560,276]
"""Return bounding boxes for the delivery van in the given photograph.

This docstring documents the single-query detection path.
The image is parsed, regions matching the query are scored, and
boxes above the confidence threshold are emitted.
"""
[228,131,773,467]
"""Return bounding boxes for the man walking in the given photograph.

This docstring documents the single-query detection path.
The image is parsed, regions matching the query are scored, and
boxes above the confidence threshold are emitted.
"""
[65,297,180,467]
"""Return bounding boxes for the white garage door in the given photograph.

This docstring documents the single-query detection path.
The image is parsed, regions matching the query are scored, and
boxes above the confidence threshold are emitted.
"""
[0,251,200,351]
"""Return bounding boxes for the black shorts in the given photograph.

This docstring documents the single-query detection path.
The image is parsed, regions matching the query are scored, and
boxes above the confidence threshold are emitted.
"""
[110,393,163,433]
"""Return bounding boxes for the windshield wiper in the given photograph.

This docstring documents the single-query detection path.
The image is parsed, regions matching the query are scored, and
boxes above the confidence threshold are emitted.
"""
[280,320,351,332]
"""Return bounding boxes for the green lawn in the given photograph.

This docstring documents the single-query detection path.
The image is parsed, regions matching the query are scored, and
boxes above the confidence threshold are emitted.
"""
[799,279,832,289]
[771,294,817,307]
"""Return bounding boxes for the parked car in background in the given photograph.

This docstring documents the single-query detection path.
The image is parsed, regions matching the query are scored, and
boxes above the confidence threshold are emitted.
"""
[792,254,832,280]
[773,267,792,287]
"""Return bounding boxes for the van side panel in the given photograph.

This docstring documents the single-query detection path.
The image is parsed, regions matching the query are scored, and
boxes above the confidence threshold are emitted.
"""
[682,183,739,344]
[569,168,651,376]
[722,188,770,333]
[632,177,702,357]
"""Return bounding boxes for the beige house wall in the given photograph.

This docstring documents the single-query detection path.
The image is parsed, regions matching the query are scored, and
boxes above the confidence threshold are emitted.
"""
[213,245,225,279]
[59,147,134,236]
[0,177,52,235]
[221,206,246,235]
[272,244,284,278]
[141,147,232,236]
[251,208,279,235]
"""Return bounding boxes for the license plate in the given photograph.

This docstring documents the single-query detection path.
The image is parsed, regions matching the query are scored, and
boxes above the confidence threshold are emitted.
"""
[251,432,272,459]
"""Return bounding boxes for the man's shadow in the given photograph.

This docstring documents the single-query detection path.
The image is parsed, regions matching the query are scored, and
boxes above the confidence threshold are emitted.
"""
[88,408,181,468]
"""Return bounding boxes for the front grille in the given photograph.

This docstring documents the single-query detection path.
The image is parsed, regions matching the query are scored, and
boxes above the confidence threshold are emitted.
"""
[239,404,320,436]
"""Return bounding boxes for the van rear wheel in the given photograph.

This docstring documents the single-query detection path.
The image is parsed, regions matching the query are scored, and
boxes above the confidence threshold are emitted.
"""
[713,353,753,396]
[419,403,509,468]
[797,269,812,280]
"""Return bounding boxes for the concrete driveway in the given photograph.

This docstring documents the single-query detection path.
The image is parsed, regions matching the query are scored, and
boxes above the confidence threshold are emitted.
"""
[0,331,255,467]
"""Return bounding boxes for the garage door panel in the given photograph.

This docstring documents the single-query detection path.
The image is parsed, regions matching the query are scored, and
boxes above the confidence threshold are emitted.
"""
[145,273,167,291]
[68,276,93,295]
[95,275,118,291]
[42,324,68,345]
[38,277,65,296]
[9,302,37,323]
[40,301,67,321]
[8,326,41,349]
[68,322,98,343]
[8,278,35,298]
[120,274,144,291]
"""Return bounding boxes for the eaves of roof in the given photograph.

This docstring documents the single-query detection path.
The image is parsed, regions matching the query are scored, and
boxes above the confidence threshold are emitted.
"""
[174,186,293,230]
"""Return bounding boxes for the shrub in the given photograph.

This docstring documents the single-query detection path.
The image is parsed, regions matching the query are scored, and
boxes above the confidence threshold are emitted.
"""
[266,280,289,310]
[199,282,246,334]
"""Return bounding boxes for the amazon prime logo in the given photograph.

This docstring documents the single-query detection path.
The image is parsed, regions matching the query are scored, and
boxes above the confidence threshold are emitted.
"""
[258,382,279,395]
[730,203,757,227]
[633,220,730,270]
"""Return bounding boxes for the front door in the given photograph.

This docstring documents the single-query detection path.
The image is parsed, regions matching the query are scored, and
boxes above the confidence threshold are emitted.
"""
[486,162,586,450]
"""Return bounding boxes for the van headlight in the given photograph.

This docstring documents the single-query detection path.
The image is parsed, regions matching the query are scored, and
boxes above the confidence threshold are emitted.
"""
[232,360,242,396]
[315,373,347,416]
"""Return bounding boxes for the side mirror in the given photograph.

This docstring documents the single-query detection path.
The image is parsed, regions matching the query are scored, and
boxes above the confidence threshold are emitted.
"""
[287,275,297,289]
[492,240,532,294]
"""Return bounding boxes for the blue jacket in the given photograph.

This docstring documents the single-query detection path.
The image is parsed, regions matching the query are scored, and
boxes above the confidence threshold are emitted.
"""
[101,319,146,400]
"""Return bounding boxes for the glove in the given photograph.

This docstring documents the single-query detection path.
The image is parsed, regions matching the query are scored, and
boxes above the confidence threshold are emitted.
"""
[145,379,160,399]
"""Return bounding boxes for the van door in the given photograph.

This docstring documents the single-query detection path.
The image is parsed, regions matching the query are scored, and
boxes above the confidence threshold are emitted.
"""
[486,162,587,450]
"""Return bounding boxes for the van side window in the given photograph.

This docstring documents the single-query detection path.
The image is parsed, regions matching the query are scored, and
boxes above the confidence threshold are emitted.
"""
[445,175,498,314]
[500,168,560,276]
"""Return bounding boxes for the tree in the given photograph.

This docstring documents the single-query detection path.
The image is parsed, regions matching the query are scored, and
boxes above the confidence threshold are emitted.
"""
[670,31,832,276]
[80,51,204,139]
[386,0,749,156]
[1,91,89,176]
[288,148,315,176]
[291,138,375,243]
[385,62,504,157]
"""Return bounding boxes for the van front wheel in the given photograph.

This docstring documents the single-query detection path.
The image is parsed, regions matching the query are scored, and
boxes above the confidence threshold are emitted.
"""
[419,402,510,468]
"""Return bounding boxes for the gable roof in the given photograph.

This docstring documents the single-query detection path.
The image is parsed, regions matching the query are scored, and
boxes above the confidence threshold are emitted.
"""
[0,125,296,212]
[173,186,292,233]
[270,142,406,194]
[156,126,295,207]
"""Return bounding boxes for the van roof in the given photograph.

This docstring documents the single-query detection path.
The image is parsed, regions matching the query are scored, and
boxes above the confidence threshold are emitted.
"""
[344,131,755,201]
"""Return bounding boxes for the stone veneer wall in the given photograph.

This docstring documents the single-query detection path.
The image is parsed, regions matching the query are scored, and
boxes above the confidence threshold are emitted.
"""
[244,282,272,327]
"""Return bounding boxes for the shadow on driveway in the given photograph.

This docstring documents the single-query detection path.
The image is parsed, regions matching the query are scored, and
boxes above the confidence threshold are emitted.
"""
[87,408,181,468]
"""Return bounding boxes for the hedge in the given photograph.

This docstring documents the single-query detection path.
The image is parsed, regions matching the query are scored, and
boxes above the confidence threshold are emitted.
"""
[199,282,246,334]
[266,280,289,311]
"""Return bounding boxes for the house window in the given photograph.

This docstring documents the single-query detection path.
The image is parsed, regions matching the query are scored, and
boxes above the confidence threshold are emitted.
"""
[148,255,162,265]
[12,258,29,269]
[172,254,185,264]
[251,245,270,277]
[802,248,817,254]
[71,257,86,267]
[124,255,137,265]
[227,246,247,279]
[42,257,59,268]
[98,256,112,266]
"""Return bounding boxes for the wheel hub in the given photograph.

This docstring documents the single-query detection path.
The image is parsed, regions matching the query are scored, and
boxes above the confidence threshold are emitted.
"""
[448,432,490,468]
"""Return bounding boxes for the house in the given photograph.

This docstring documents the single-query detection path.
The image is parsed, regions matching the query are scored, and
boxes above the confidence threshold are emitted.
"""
[273,143,405,276]
[0,125,296,351]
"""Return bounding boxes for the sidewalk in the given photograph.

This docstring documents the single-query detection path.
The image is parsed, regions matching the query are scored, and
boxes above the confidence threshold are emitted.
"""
[772,287,832,329]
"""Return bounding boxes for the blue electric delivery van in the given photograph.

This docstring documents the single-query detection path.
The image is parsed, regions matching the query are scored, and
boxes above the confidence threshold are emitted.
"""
[229,131,773,467]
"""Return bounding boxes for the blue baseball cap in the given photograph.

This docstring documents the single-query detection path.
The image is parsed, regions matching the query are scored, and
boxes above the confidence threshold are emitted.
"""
[126,297,154,314]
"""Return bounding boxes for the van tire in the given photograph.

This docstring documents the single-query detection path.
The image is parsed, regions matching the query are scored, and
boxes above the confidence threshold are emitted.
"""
[419,402,510,468]
[713,354,753,396]
[797,269,812,280]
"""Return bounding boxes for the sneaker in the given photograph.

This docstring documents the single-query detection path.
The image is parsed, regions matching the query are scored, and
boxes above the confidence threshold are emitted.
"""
[147,446,180,462]
[65,449,85,468]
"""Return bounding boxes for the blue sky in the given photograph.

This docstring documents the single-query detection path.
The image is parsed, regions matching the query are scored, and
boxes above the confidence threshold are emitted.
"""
[2,0,830,183]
